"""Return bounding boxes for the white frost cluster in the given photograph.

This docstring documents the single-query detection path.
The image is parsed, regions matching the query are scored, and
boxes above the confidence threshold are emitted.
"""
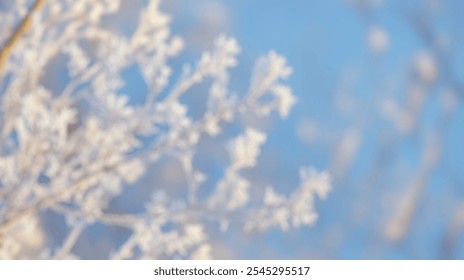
[246,51,297,118]
[228,128,267,170]
[0,0,330,259]
[245,167,331,232]
[208,128,266,212]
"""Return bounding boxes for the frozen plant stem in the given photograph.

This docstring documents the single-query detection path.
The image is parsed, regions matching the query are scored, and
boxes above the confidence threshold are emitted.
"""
[0,0,46,76]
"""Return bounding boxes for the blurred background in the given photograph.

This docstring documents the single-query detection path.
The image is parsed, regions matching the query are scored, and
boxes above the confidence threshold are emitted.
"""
[2,0,464,259]
[157,0,464,259]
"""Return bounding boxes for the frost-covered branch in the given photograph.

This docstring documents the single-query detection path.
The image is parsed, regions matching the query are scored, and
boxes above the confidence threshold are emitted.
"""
[0,0,331,259]
[0,0,46,76]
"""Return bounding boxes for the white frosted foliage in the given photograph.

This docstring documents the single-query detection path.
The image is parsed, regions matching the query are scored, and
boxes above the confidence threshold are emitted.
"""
[227,128,266,170]
[0,0,331,259]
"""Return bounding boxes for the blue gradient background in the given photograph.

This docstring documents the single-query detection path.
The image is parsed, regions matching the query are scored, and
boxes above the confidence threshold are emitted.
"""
[3,0,463,259]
